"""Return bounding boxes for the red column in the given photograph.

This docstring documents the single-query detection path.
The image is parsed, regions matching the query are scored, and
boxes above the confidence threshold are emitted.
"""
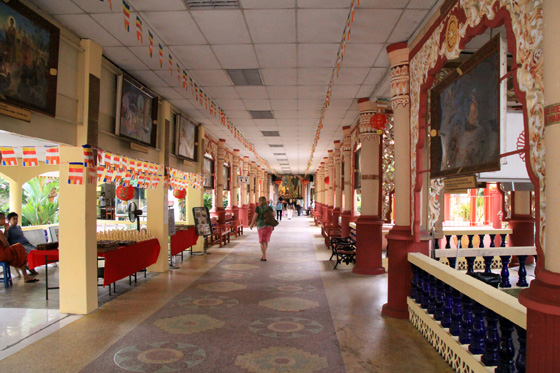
[470,188,477,226]
[382,227,429,318]
[353,216,385,275]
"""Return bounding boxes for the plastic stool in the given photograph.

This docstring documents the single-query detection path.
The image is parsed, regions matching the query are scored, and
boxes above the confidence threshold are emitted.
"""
[0,261,13,288]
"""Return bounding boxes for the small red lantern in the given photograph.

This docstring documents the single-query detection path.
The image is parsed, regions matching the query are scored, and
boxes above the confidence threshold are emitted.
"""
[369,113,387,131]
[173,188,187,199]
[324,176,329,185]
[116,185,135,201]
[274,180,282,186]
[302,180,309,185]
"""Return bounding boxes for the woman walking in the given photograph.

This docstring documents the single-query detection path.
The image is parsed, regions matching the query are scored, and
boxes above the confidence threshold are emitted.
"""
[249,196,275,261]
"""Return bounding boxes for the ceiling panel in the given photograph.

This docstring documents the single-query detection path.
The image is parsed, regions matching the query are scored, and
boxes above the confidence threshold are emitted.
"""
[267,86,298,99]
[239,0,296,9]
[236,87,269,99]
[245,10,296,43]
[205,87,240,99]
[190,70,232,87]
[260,69,297,85]
[29,0,83,15]
[212,44,259,69]
[350,9,402,43]
[103,47,149,71]
[141,11,206,45]
[388,9,430,43]
[192,10,251,45]
[297,9,351,43]
[255,44,297,68]
[55,14,122,47]
[169,46,222,70]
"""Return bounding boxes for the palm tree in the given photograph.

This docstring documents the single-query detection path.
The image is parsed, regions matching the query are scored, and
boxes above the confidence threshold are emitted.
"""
[21,177,59,226]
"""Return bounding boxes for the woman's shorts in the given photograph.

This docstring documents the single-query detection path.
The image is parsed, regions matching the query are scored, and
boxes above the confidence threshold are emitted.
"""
[258,226,274,243]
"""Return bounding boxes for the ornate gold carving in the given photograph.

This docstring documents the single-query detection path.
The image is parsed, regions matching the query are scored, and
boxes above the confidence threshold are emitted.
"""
[445,15,458,53]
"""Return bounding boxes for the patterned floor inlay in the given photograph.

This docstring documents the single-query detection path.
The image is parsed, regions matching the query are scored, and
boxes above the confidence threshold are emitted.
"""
[82,218,346,372]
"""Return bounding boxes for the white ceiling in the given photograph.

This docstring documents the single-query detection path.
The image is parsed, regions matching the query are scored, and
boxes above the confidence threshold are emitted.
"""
[26,0,441,174]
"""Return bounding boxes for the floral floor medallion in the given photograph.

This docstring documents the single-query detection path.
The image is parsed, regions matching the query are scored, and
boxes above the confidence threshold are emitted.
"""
[258,297,319,312]
[234,346,328,373]
[270,272,314,282]
[219,271,255,280]
[114,341,205,371]
[275,257,309,264]
[222,263,259,271]
[265,284,317,294]
[249,317,323,338]
[154,314,225,335]
[178,295,239,309]
[197,281,247,292]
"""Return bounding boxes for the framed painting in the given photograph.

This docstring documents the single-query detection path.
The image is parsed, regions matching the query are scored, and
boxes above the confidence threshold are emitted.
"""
[203,156,214,189]
[115,74,159,148]
[0,0,60,117]
[175,114,198,161]
[430,35,506,178]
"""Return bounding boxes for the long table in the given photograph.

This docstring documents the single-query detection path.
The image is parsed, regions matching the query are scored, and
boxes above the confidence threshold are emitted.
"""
[98,238,161,287]
[28,238,161,297]
[28,249,60,300]
[170,227,198,256]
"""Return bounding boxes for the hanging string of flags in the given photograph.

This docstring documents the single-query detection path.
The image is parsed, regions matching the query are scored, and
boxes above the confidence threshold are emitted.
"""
[0,146,60,166]
[105,0,270,171]
[304,0,360,176]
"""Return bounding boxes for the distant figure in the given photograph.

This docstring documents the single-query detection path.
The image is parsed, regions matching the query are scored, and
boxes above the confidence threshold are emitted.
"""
[99,192,107,219]
[275,198,284,221]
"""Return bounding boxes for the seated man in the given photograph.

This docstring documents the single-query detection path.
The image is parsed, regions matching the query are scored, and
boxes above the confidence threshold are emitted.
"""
[5,212,38,275]
[0,212,38,282]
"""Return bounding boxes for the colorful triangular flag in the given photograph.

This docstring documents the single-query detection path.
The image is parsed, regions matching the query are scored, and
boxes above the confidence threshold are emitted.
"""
[45,146,60,165]
[68,163,84,185]
[22,147,38,167]
[82,145,95,167]
[122,0,131,31]
[0,147,17,166]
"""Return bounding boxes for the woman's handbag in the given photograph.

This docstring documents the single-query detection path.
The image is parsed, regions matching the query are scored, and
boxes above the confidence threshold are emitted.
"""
[263,207,279,227]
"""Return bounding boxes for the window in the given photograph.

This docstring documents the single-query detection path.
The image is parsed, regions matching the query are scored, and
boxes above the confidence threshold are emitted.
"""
[223,165,230,191]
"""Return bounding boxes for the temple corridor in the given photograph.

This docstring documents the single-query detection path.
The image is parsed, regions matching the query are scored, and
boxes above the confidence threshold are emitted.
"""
[0,215,450,372]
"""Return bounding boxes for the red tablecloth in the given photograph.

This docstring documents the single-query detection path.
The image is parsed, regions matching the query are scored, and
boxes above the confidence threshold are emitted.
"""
[28,249,59,269]
[99,238,161,286]
[170,228,199,256]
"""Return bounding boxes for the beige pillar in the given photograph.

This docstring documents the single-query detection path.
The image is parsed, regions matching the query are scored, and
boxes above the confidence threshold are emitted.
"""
[58,39,102,314]
[249,162,256,205]
[215,139,226,224]
[239,156,250,227]
[8,180,22,218]
[333,140,342,227]
[147,100,171,273]
[340,126,354,236]
[324,151,334,224]
[353,99,385,275]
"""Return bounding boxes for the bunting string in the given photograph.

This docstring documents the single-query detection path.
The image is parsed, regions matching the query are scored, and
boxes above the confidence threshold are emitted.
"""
[109,0,271,172]
[304,0,359,176]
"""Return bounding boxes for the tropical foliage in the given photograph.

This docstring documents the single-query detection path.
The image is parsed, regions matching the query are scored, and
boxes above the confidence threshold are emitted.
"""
[21,177,59,226]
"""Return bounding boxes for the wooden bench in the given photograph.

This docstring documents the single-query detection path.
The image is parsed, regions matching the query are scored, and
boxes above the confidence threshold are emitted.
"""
[229,213,243,237]
[209,217,230,247]
[329,225,357,269]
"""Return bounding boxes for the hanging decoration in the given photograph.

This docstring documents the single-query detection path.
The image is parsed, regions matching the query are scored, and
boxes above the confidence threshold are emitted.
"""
[93,0,272,172]
[22,147,39,167]
[45,146,60,165]
[173,188,187,199]
[324,176,330,185]
[0,147,17,166]
[68,163,84,185]
[116,185,135,201]
[304,0,360,176]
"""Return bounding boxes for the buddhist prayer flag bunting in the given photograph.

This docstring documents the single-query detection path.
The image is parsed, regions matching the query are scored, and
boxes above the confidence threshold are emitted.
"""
[123,173,132,186]
[159,44,163,67]
[97,166,105,183]
[103,167,114,183]
[0,147,17,166]
[68,163,84,185]
[114,170,123,184]
[82,145,95,167]
[45,146,60,165]
[168,54,173,75]
[148,30,153,57]
[108,0,113,10]
[22,147,38,167]
[112,154,121,170]
[87,167,97,184]
[136,16,143,42]
[122,0,130,31]
[103,152,112,168]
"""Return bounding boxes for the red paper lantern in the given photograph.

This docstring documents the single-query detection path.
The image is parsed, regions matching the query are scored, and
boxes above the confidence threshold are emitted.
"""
[369,113,387,130]
[116,185,135,201]
[173,188,187,199]
[274,180,282,186]
[324,176,329,185]
[301,180,309,185]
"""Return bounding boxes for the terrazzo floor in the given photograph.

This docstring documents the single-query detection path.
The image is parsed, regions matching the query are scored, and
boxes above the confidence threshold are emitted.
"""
[0,216,453,372]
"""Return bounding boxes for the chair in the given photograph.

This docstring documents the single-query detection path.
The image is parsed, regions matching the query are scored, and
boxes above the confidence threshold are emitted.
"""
[0,261,13,288]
